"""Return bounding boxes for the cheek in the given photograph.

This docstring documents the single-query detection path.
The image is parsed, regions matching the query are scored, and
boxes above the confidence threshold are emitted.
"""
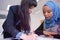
[44,13,53,20]
[49,13,53,18]
[48,13,53,19]
[29,9,32,13]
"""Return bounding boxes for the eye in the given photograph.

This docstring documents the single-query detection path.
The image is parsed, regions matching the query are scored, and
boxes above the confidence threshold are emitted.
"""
[47,10,52,13]
[48,11,51,13]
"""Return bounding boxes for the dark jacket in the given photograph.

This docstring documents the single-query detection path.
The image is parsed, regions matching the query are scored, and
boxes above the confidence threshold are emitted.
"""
[2,5,43,38]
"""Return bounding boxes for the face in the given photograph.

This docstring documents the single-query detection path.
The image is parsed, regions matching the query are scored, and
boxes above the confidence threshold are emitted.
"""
[29,6,35,13]
[43,6,53,20]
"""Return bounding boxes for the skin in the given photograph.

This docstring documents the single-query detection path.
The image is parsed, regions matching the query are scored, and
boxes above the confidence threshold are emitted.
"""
[43,6,53,20]
[29,6,35,13]
[43,6,57,37]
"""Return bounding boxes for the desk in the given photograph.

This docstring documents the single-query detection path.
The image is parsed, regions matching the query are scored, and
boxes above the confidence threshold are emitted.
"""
[1,37,60,40]
[37,36,60,40]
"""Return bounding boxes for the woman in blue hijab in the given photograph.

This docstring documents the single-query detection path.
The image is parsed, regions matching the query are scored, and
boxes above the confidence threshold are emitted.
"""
[42,0,60,38]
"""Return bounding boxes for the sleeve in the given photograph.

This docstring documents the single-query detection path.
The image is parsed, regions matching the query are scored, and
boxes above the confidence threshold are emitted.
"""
[34,21,44,35]
[2,6,21,38]
[16,32,24,39]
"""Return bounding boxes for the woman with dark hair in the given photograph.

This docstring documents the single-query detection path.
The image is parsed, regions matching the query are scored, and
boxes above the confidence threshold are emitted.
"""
[2,0,38,40]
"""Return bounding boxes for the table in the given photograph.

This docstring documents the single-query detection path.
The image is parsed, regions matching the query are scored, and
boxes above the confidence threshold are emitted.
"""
[1,37,60,40]
[37,36,60,40]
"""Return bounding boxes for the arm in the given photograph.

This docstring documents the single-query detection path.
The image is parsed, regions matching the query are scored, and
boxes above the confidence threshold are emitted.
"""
[34,21,44,35]
[2,6,21,38]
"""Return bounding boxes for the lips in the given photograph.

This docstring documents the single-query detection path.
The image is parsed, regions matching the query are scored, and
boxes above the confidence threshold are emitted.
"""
[45,17,50,19]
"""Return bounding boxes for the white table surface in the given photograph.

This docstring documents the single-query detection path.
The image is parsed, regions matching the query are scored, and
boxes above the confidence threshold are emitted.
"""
[37,36,60,40]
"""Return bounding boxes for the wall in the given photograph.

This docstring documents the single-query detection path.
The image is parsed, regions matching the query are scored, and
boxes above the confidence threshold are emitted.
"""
[0,0,21,10]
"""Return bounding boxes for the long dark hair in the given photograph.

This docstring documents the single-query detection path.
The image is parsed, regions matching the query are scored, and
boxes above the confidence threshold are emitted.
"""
[18,0,37,33]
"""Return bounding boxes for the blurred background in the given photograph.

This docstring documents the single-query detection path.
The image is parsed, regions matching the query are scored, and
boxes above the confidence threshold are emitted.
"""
[0,0,60,39]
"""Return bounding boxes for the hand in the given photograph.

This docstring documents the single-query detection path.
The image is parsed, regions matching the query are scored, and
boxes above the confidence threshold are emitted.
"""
[28,33,38,40]
[20,33,38,40]
[43,31,52,37]
[48,32,57,35]
[20,34,32,40]
[43,31,57,37]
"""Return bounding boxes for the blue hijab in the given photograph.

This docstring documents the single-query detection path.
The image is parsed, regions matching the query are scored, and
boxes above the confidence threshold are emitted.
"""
[44,1,60,29]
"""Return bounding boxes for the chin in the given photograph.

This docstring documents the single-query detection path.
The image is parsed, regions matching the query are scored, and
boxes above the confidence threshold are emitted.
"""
[45,18,50,20]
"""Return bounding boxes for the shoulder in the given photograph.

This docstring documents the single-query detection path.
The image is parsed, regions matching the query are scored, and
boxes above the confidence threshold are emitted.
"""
[9,5,20,14]
[10,5,19,9]
[9,5,19,12]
